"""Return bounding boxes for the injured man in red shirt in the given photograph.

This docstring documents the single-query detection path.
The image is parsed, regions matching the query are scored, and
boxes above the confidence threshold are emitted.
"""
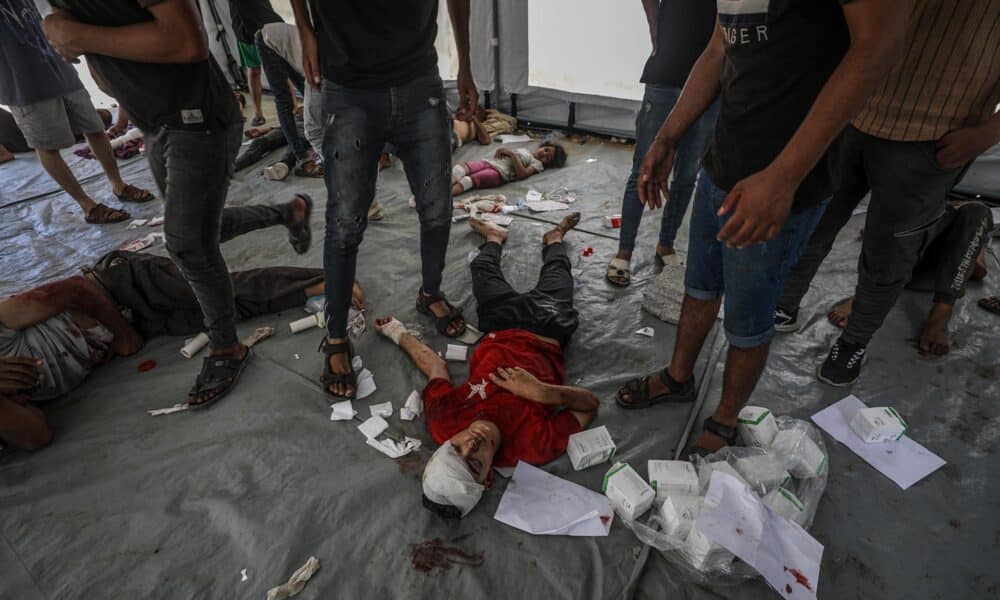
[374,212,599,518]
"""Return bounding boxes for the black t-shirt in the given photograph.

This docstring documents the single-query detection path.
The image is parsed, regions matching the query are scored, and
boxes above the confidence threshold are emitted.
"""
[51,0,241,132]
[702,0,850,208]
[228,0,281,45]
[307,0,439,89]
[640,1,717,87]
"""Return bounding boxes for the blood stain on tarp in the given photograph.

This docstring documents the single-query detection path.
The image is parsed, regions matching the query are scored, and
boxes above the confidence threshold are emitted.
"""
[396,453,426,480]
[784,566,813,591]
[410,535,484,574]
[137,360,156,372]
[785,584,793,594]
[600,515,610,525]
[736,528,744,535]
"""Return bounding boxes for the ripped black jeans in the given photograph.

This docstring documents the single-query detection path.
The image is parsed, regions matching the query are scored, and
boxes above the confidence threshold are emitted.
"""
[320,72,453,338]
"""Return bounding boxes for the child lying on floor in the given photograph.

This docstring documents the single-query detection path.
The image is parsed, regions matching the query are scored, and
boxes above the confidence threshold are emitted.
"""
[451,142,567,196]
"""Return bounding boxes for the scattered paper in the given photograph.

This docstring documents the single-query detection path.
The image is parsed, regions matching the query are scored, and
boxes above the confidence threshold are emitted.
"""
[266,556,319,600]
[635,327,654,337]
[457,325,484,345]
[240,568,248,582]
[404,390,422,416]
[119,233,158,252]
[697,472,823,600]
[294,353,301,360]
[400,408,416,421]
[330,400,356,421]
[445,344,468,362]
[347,308,366,337]
[497,134,533,144]
[127,218,149,229]
[369,401,393,418]
[351,355,363,371]
[358,415,389,440]
[525,200,571,213]
[147,216,165,227]
[367,436,421,459]
[585,158,597,163]
[241,326,274,348]
[494,461,614,536]
[480,213,514,227]
[148,403,189,416]
[812,395,945,489]
[356,368,376,399]
[525,190,543,203]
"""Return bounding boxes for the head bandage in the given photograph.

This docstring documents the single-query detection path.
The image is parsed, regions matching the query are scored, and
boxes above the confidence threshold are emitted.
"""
[422,443,485,517]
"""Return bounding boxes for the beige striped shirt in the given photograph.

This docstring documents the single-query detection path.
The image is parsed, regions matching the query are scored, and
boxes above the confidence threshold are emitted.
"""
[853,0,1000,142]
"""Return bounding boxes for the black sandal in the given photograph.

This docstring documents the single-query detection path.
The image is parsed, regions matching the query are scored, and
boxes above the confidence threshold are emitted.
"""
[682,417,739,460]
[187,348,253,410]
[416,290,467,338]
[319,337,357,398]
[288,193,313,255]
[616,367,696,409]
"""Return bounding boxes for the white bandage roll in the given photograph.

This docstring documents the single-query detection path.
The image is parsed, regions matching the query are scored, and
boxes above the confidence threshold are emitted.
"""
[289,312,325,334]
[180,332,210,358]
[376,318,408,345]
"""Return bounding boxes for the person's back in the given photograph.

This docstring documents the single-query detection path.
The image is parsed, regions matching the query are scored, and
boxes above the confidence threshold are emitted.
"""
[0,0,83,108]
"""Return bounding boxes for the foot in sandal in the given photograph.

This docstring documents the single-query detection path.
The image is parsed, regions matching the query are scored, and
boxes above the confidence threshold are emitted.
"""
[417,291,466,338]
[616,366,696,409]
[606,249,631,287]
[84,202,130,224]
[188,343,251,409]
[320,337,356,398]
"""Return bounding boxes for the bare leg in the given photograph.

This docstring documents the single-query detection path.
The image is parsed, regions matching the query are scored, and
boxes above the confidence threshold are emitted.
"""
[248,67,264,121]
[828,297,853,329]
[82,131,126,195]
[0,397,53,451]
[288,79,301,113]
[689,343,770,452]
[469,216,509,244]
[35,148,97,214]
[918,301,953,355]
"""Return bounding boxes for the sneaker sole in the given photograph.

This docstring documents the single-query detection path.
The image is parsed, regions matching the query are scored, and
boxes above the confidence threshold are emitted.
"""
[775,322,800,333]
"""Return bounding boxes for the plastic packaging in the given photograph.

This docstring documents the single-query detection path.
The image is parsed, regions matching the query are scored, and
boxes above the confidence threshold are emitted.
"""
[734,452,791,496]
[567,426,616,471]
[763,486,806,525]
[305,295,326,315]
[736,405,779,447]
[696,459,747,493]
[771,426,828,479]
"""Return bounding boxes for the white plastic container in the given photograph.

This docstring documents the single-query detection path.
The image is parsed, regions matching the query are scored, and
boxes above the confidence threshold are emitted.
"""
[567,426,616,471]
[849,406,908,443]
[734,453,791,496]
[602,462,655,521]
[737,406,779,447]
[771,429,827,479]
[763,486,806,525]
[657,494,701,538]
[647,460,699,502]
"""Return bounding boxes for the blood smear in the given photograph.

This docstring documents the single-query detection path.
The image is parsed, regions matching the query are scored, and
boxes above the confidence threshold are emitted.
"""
[137,360,157,372]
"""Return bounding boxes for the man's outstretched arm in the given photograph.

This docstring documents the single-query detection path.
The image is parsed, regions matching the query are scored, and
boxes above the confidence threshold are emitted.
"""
[375,318,451,383]
[490,367,598,427]
[43,0,209,63]
[716,0,912,248]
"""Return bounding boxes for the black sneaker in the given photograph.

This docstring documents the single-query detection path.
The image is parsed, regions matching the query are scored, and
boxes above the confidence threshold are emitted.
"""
[774,306,800,333]
[817,338,867,386]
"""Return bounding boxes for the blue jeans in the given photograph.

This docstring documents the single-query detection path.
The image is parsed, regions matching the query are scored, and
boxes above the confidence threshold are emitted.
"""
[321,73,453,338]
[255,30,324,161]
[684,171,828,348]
[618,84,719,251]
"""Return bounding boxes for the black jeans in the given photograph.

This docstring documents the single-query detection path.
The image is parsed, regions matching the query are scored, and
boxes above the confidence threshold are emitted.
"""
[145,122,244,348]
[778,125,966,346]
[91,204,320,339]
[906,201,993,304]
[234,128,290,172]
[471,241,579,347]
[255,29,311,162]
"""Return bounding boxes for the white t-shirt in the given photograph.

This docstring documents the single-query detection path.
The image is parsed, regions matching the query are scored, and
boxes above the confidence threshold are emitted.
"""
[486,148,544,182]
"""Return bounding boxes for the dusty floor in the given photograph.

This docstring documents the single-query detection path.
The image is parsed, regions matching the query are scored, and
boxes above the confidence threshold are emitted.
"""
[0,103,997,599]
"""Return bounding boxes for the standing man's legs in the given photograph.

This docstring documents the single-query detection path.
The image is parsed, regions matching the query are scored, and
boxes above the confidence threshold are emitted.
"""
[146,122,246,404]
[391,74,466,336]
[818,132,966,386]
[255,30,308,162]
[320,82,386,397]
[238,41,266,126]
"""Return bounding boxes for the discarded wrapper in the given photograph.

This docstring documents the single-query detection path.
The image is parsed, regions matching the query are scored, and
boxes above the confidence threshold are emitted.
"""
[147,216,165,227]
[330,400,356,421]
[849,406,907,444]
[367,436,422,459]
[347,308,366,338]
[697,461,747,493]
[525,190,543,203]
[445,344,468,362]
[400,390,422,421]
[148,403,189,416]
[358,415,389,439]
[634,327,654,338]
[127,218,149,229]
[604,214,622,229]
[457,325,484,345]
[771,429,827,478]
[737,405,779,447]
[734,453,791,496]
[369,401,393,419]
[356,368,376,399]
[180,332,210,359]
[647,460,699,502]
[119,232,161,252]
[241,326,274,348]
[567,425,616,471]
[603,462,655,521]
[304,295,325,315]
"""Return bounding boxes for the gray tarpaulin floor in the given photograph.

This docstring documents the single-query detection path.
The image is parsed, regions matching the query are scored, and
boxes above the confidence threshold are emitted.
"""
[1,113,997,599]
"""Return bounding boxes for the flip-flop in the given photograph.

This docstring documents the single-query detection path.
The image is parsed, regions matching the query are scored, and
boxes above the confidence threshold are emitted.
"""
[188,347,253,410]
[288,193,312,254]
[85,203,130,224]
[978,296,1000,315]
[606,257,631,287]
[616,367,696,409]
[115,184,155,203]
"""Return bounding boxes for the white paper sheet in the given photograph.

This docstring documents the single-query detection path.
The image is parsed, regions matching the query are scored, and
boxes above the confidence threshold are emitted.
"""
[634,327,654,337]
[404,390,422,416]
[330,400,356,421]
[525,190,543,202]
[366,436,421,459]
[497,134,533,144]
[351,355,363,371]
[480,213,514,227]
[525,200,571,213]
[445,344,468,362]
[494,462,614,536]
[812,395,945,489]
[697,472,823,600]
[148,403,189,416]
[369,401,393,418]
[356,368,376,399]
[357,415,389,440]
[457,325,484,345]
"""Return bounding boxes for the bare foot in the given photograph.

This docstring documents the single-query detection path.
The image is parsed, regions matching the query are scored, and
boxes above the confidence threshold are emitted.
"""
[288,194,308,228]
[189,343,248,406]
[918,302,953,356]
[543,211,581,245]
[324,337,355,398]
[971,248,987,281]
[828,297,853,329]
[469,217,508,244]
[0,144,13,164]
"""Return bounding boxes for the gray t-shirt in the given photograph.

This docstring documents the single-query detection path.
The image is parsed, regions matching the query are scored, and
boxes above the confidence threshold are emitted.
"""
[0,312,111,401]
[486,148,544,183]
[0,0,83,106]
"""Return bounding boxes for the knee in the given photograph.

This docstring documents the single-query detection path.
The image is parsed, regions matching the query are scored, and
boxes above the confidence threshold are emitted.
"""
[22,421,54,450]
[165,234,217,267]
[327,212,366,251]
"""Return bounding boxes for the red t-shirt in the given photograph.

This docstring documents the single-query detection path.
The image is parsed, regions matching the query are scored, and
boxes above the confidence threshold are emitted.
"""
[423,329,583,468]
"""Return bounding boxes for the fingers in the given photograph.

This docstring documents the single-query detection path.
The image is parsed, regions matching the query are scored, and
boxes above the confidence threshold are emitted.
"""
[717,188,740,216]
[2,357,44,368]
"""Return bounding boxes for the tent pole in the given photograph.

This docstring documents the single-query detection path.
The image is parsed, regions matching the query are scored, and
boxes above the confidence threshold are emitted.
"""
[491,0,503,111]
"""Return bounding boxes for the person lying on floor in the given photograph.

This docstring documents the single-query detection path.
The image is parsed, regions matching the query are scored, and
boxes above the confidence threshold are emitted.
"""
[781,199,993,356]
[451,142,567,196]
[0,195,362,450]
[451,106,516,150]
[372,212,599,518]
